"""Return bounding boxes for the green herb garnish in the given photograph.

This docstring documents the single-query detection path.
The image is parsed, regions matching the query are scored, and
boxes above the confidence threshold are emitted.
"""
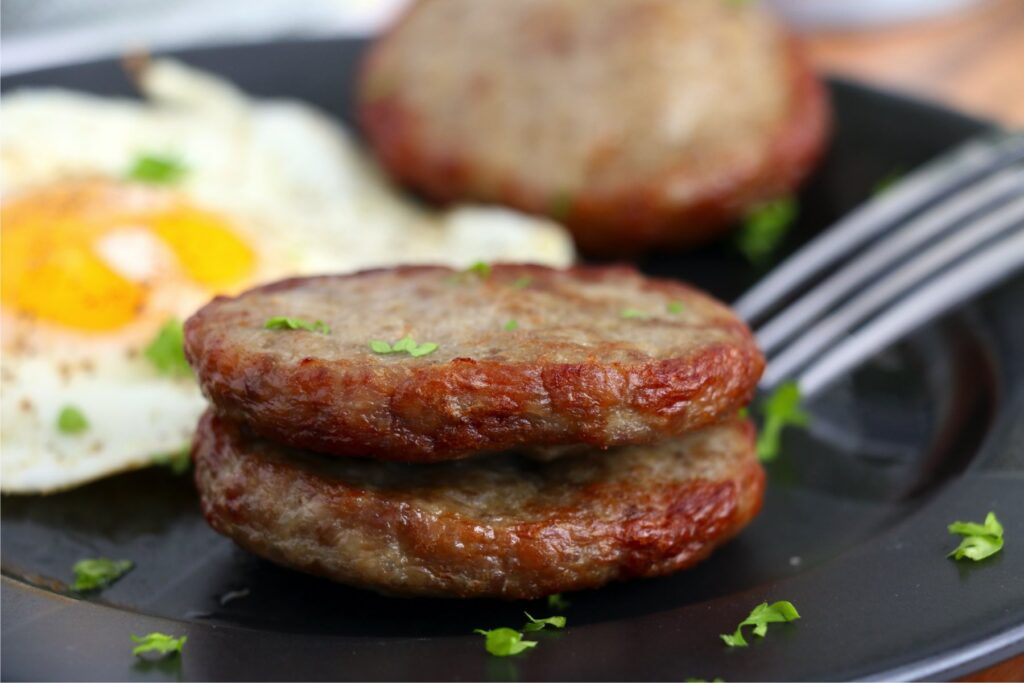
[127,154,188,184]
[620,308,649,320]
[549,191,574,221]
[510,276,533,289]
[264,317,330,334]
[369,336,438,358]
[737,406,749,419]
[735,197,798,266]
[547,593,570,611]
[57,405,89,434]
[72,558,133,592]
[144,319,191,378]
[131,633,187,657]
[465,261,492,278]
[720,600,800,647]
[667,301,685,314]
[474,627,537,657]
[153,444,191,475]
[523,612,566,632]
[504,319,519,331]
[948,512,1004,561]
[872,167,905,196]
[756,381,809,462]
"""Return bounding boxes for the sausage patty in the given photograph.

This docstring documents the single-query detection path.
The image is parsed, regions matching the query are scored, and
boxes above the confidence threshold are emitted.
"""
[185,265,763,461]
[358,0,830,256]
[193,410,764,599]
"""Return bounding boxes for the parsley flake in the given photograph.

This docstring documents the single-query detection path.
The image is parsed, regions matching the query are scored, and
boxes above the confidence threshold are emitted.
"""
[369,336,438,358]
[127,154,188,184]
[57,405,89,434]
[549,191,574,221]
[264,317,330,334]
[872,167,905,196]
[667,301,685,314]
[131,633,187,658]
[465,261,492,278]
[153,444,191,475]
[756,381,809,462]
[721,600,800,647]
[474,627,537,657]
[523,612,566,632]
[144,319,192,378]
[948,512,1004,561]
[511,276,533,289]
[735,197,797,267]
[504,319,519,331]
[72,558,133,592]
[547,593,570,611]
[620,308,649,320]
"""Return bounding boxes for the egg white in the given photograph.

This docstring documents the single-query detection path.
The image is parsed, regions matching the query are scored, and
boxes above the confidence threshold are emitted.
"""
[0,59,574,494]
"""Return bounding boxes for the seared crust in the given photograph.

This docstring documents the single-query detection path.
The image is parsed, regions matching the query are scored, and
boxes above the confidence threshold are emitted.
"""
[359,0,830,256]
[193,410,765,599]
[185,265,763,461]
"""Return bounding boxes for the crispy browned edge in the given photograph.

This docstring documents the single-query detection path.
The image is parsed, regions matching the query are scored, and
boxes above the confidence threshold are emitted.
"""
[193,410,766,599]
[184,264,765,462]
[357,5,831,256]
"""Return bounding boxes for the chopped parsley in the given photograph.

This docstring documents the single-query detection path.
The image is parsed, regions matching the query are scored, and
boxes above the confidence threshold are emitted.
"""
[264,317,330,334]
[549,191,574,221]
[948,512,1004,561]
[57,405,89,434]
[504,319,520,331]
[72,558,133,592]
[756,381,809,462]
[737,406,749,419]
[620,308,649,320]
[131,632,187,657]
[474,627,537,657]
[369,336,438,358]
[872,167,905,196]
[126,154,188,184]
[153,444,191,475]
[144,319,192,378]
[523,612,566,632]
[735,197,798,267]
[547,593,570,611]
[465,261,492,278]
[721,600,800,647]
[667,301,685,314]
[511,276,533,289]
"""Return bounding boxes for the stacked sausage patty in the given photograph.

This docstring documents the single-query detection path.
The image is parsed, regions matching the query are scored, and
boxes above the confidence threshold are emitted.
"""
[185,265,766,599]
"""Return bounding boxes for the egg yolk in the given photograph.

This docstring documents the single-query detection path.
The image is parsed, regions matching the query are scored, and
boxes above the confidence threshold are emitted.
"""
[2,180,254,331]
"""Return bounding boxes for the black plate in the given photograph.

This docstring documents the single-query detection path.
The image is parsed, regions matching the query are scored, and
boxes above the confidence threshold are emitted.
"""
[2,39,1023,682]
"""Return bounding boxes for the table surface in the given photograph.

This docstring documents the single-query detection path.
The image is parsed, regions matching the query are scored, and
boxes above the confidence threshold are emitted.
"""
[801,0,1024,128]
[804,3,1023,678]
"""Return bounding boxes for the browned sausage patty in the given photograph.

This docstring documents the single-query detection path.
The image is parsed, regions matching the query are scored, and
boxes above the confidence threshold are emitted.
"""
[194,409,764,599]
[359,0,830,256]
[185,265,763,461]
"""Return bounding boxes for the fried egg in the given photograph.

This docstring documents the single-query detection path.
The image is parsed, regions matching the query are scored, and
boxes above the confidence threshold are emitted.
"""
[1,59,574,493]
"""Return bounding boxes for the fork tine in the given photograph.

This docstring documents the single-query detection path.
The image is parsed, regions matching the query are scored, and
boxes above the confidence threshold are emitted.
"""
[796,228,1024,397]
[757,165,1024,354]
[734,131,1024,322]
[760,198,1024,388]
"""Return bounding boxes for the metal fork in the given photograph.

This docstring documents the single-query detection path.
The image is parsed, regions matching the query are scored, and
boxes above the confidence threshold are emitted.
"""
[734,131,1024,397]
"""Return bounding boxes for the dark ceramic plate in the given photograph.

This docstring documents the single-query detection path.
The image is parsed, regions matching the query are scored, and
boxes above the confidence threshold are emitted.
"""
[2,39,1022,682]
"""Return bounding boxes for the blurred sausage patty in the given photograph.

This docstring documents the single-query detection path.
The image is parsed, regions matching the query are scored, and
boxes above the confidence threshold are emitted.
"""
[185,265,763,461]
[194,410,764,599]
[359,0,829,256]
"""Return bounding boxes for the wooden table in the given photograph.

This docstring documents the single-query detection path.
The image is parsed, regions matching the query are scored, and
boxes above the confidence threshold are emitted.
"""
[800,2,1023,678]
[799,0,1024,127]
